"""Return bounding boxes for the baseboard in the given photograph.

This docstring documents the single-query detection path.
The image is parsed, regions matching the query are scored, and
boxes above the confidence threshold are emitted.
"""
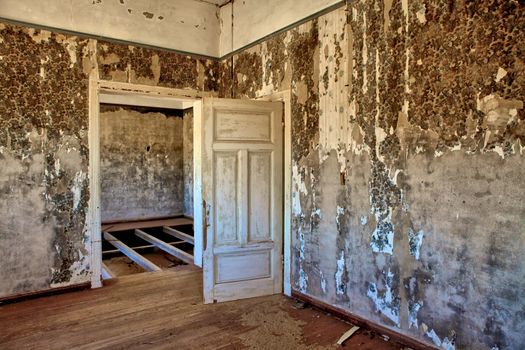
[0,282,91,305]
[291,290,438,350]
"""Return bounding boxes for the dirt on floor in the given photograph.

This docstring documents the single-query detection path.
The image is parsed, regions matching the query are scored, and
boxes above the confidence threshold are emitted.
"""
[104,251,187,276]
[236,296,403,350]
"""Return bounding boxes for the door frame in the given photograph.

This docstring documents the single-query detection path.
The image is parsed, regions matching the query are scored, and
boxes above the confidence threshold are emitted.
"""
[256,90,292,297]
[87,81,292,296]
[87,79,214,288]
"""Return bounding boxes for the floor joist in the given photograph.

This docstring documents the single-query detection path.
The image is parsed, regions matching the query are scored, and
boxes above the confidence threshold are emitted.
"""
[135,229,194,265]
[101,262,116,280]
[103,231,162,272]
[163,226,195,245]
[102,240,186,255]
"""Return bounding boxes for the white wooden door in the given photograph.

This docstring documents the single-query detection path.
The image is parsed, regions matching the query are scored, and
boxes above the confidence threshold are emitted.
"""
[201,98,283,304]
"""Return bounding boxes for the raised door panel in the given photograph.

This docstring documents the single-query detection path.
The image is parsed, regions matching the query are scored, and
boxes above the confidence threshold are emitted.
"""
[214,152,239,245]
[215,250,272,283]
[248,151,272,242]
[214,110,272,142]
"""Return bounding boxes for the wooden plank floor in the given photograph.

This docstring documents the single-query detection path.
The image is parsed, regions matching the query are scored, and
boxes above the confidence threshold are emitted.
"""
[0,266,402,350]
[102,217,193,233]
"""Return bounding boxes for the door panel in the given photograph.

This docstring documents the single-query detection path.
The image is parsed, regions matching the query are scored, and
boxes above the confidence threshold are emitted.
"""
[215,250,271,283]
[215,111,272,142]
[214,152,239,244]
[202,98,283,304]
[248,151,272,242]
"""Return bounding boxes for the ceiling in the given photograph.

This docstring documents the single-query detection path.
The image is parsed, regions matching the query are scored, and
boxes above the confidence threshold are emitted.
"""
[200,0,231,6]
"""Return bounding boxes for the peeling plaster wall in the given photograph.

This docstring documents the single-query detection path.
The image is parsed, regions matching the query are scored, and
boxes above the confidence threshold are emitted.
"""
[100,105,188,222]
[0,0,220,57]
[0,22,217,298]
[1,2,524,347]
[183,108,194,218]
[220,1,525,349]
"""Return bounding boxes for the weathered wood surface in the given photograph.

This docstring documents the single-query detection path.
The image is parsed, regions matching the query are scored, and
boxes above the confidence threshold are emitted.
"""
[0,268,401,350]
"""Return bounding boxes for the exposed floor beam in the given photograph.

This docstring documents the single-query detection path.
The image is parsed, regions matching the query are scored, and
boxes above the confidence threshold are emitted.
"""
[101,262,116,280]
[103,231,162,272]
[163,226,195,245]
[102,240,185,255]
[135,229,194,265]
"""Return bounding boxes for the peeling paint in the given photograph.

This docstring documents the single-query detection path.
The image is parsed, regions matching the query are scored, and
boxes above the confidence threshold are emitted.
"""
[407,228,423,260]
[71,171,87,211]
[495,67,507,83]
[298,227,308,293]
[415,4,426,24]
[408,300,422,329]
[367,269,400,327]
[320,270,327,294]
[424,326,456,350]
[371,219,394,254]
[142,11,154,19]
[335,251,346,296]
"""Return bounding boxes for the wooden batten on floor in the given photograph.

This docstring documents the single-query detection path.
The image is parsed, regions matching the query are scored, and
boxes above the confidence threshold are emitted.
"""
[102,240,186,255]
[101,262,116,280]
[103,231,162,272]
[163,226,195,245]
[134,229,194,265]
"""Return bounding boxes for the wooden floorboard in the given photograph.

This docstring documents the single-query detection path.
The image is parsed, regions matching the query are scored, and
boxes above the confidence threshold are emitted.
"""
[0,266,403,350]
[102,217,193,233]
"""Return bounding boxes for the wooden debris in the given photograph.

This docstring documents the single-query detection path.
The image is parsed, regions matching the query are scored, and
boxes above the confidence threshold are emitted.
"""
[337,325,360,345]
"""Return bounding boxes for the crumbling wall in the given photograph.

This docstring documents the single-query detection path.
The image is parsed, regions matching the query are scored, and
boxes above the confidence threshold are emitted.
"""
[0,22,217,298]
[97,41,218,91]
[0,24,93,297]
[183,108,194,217]
[221,1,525,349]
[1,3,524,347]
[100,105,184,222]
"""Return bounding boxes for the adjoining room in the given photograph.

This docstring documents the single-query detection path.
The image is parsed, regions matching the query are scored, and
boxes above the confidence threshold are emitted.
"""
[99,102,196,279]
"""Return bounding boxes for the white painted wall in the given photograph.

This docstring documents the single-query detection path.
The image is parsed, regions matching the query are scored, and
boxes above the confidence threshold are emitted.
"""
[219,0,343,56]
[219,4,233,56]
[0,0,343,58]
[0,0,220,57]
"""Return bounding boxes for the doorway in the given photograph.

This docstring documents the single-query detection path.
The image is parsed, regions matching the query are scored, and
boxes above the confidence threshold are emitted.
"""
[88,81,291,304]
[88,80,206,288]
[99,103,195,278]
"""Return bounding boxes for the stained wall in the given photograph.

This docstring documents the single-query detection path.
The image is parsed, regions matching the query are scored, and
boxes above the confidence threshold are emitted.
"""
[0,22,217,298]
[220,1,525,349]
[1,1,524,348]
[100,105,190,222]
[183,108,194,217]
